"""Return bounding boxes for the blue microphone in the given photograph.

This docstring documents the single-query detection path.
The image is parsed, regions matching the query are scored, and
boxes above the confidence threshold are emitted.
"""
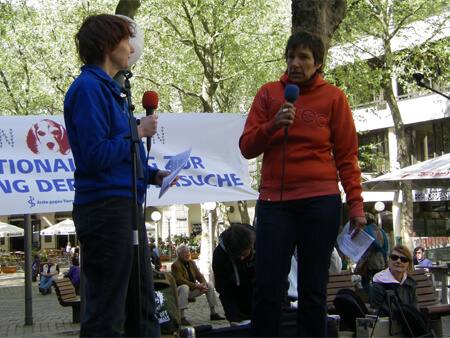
[284,84,299,132]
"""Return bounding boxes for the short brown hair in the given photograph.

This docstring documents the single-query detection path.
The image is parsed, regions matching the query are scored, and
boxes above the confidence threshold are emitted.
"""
[284,31,325,73]
[390,245,413,270]
[364,212,377,225]
[75,14,135,65]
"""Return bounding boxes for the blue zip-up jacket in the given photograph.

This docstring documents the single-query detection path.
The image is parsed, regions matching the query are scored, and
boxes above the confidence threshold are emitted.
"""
[64,65,157,205]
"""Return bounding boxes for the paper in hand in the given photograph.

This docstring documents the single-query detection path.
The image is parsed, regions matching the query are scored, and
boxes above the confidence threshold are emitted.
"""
[158,147,192,199]
[336,222,374,262]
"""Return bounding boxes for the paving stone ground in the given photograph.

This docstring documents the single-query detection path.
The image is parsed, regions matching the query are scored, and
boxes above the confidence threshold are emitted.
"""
[0,266,228,337]
[2,269,450,337]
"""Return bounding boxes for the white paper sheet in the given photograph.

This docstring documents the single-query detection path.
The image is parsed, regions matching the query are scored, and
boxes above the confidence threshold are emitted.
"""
[336,222,374,262]
[158,147,192,199]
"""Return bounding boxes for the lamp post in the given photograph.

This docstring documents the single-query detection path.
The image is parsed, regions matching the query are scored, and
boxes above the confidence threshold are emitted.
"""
[151,211,161,255]
[374,201,385,229]
[203,202,216,283]
[166,212,172,261]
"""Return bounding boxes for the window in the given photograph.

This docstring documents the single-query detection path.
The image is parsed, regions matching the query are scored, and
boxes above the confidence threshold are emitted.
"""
[406,118,450,163]
[358,129,389,172]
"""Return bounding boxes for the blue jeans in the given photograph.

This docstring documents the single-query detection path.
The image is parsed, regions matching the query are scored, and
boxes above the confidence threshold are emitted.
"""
[251,195,342,337]
[40,276,54,291]
[73,197,160,337]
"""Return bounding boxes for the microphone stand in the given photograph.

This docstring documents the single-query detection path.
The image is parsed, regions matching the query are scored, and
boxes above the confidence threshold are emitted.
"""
[121,69,143,337]
[371,289,414,337]
[414,74,450,100]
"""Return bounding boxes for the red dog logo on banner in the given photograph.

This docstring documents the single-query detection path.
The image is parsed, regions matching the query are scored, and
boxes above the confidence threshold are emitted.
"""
[26,119,71,155]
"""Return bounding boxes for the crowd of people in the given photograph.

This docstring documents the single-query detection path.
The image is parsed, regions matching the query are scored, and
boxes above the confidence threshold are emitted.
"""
[41,12,435,337]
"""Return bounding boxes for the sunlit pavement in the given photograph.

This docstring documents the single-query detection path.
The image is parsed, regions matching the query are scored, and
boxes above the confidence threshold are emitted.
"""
[0,269,228,337]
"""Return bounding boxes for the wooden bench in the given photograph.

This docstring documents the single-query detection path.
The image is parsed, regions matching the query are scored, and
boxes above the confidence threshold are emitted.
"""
[327,270,355,314]
[408,268,450,319]
[52,278,81,323]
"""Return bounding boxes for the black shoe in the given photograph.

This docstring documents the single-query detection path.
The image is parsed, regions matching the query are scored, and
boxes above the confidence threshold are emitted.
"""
[210,313,226,320]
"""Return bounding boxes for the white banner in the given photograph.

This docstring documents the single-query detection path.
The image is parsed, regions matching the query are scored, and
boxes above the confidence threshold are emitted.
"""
[0,114,258,215]
[413,188,450,202]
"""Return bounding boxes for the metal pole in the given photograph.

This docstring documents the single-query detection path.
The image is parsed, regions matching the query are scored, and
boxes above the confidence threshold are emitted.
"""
[24,214,33,325]
[378,212,383,229]
[208,211,214,284]
[166,211,173,262]
[155,221,159,255]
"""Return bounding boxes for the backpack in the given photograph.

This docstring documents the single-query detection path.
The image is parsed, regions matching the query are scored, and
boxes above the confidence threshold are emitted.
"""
[378,287,434,337]
[392,303,434,337]
[153,269,181,335]
[333,288,370,332]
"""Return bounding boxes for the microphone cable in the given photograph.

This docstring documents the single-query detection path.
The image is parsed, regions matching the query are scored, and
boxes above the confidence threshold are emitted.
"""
[275,125,289,321]
[280,127,289,203]
[276,84,298,322]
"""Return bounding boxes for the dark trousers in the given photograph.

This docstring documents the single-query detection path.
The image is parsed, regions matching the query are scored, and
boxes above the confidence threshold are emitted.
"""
[251,195,342,337]
[73,197,160,337]
[361,269,382,297]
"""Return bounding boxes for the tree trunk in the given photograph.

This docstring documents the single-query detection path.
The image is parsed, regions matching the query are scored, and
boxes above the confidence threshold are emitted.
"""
[291,0,347,53]
[237,201,251,225]
[381,43,414,249]
[199,206,217,282]
[115,0,141,19]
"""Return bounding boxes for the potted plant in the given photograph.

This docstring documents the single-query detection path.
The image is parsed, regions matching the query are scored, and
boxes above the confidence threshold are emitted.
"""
[0,256,18,273]
[189,236,201,259]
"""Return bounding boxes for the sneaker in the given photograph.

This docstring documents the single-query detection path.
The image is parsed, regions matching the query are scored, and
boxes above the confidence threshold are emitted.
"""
[210,313,226,320]
[181,317,191,326]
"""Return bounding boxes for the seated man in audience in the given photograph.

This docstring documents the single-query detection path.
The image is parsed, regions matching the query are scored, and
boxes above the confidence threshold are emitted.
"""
[414,246,433,267]
[39,257,60,295]
[171,244,225,326]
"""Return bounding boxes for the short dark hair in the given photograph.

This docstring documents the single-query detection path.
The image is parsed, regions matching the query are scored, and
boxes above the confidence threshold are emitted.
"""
[284,31,325,73]
[364,212,377,225]
[75,14,135,65]
[221,224,255,258]
[414,246,425,253]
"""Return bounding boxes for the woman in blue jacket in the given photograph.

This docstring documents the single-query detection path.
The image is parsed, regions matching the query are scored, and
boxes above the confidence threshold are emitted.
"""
[64,14,173,337]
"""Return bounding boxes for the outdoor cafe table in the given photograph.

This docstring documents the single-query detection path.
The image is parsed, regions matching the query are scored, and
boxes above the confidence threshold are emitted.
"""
[427,265,449,305]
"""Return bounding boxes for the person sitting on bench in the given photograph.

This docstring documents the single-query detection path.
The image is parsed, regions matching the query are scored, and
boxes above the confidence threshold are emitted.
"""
[39,257,59,295]
[370,245,418,316]
[64,257,80,293]
[171,244,225,326]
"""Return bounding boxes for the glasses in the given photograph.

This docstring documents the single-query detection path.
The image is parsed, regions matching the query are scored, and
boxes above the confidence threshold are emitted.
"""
[390,254,409,263]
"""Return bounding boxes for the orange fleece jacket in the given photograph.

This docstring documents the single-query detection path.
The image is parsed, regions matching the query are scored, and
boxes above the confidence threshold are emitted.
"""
[239,71,364,219]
